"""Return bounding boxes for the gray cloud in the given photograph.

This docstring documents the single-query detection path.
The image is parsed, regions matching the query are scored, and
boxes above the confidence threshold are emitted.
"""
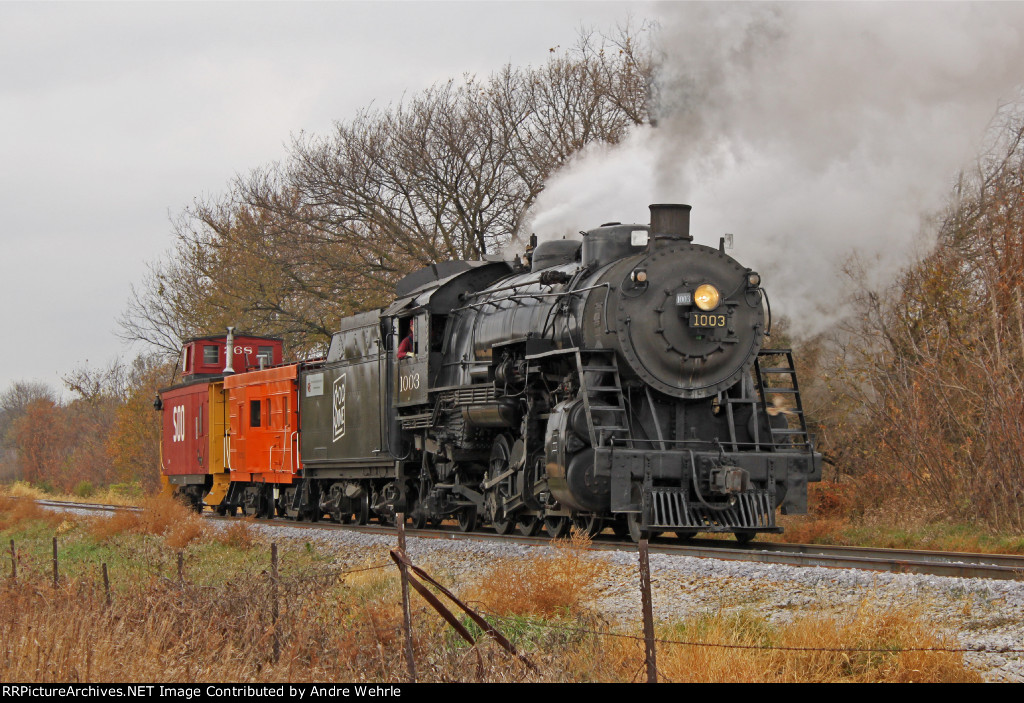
[0,1,647,394]
[528,2,1024,335]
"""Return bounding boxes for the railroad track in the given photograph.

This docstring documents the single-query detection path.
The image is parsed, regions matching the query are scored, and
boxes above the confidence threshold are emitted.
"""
[35,499,140,513]
[32,498,1024,581]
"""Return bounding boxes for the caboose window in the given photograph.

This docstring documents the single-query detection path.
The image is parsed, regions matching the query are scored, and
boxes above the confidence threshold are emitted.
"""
[258,346,274,365]
[250,399,261,428]
[203,345,220,365]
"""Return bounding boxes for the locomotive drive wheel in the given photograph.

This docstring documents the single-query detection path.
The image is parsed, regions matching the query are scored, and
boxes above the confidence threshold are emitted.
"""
[491,513,515,535]
[572,514,604,538]
[544,516,570,538]
[457,507,477,532]
[409,496,427,530]
[354,492,370,525]
[488,435,516,536]
[518,515,542,536]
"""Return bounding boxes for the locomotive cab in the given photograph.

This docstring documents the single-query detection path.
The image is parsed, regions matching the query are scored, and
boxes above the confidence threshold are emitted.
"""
[394,311,430,407]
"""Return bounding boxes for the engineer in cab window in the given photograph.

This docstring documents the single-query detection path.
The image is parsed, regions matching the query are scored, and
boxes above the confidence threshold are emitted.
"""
[398,321,415,360]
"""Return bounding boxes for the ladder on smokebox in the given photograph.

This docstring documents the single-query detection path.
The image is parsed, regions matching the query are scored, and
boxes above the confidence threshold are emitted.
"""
[575,349,632,448]
[753,348,813,452]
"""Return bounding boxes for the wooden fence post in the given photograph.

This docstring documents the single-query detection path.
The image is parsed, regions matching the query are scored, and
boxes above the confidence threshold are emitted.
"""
[271,542,280,663]
[638,539,657,683]
[397,513,417,682]
[102,563,111,606]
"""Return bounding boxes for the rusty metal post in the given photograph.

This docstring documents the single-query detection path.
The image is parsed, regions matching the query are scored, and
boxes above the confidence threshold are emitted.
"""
[102,563,110,606]
[9,539,15,581]
[52,537,58,588]
[638,539,657,683]
[271,542,280,663]
[397,513,417,682]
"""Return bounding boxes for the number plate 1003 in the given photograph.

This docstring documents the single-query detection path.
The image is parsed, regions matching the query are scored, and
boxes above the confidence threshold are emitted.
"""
[689,312,728,328]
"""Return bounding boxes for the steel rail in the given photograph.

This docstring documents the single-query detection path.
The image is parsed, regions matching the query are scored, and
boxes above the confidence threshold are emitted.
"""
[34,499,140,513]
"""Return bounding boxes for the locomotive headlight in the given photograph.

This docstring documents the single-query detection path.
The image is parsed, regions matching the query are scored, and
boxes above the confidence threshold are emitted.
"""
[747,273,761,287]
[694,284,720,311]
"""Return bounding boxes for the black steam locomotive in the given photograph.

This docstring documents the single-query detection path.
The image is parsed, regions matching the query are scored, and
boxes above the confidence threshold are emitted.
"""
[286,203,821,542]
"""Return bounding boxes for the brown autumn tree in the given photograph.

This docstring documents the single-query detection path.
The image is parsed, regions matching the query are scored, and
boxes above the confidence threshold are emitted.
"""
[0,381,58,483]
[119,27,655,357]
[9,398,68,489]
[105,356,175,491]
[824,106,1024,531]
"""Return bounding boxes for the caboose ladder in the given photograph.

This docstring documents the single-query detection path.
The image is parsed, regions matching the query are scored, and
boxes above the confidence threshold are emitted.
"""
[575,349,633,448]
[754,349,813,452]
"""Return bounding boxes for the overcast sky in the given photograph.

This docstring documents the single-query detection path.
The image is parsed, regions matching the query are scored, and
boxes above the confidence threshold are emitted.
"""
[0,1,651,395]
[4,2,1024,398]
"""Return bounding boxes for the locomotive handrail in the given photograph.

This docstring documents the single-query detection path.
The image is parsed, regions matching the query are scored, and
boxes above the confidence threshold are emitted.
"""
[644,386,667,451]
[760,286,772,337]
[449,282,612,315]
[609,436,817,450]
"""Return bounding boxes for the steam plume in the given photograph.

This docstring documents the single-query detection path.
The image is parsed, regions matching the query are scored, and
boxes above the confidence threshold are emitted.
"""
[528,3,1024,334]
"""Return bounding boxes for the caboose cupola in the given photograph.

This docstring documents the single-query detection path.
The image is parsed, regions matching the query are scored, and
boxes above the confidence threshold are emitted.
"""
[180,332,284,379]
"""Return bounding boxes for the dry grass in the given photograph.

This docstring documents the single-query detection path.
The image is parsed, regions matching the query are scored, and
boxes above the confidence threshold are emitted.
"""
[4,482,46,500]
[564,604,983,683]
[466,528,603,618]
[0,495,64,531]
[1,481,141,507]
[0,570,981,683]
[88,494,208,550]
[215,517,261,549]
[0,488,991,683]
[0,518,987,684]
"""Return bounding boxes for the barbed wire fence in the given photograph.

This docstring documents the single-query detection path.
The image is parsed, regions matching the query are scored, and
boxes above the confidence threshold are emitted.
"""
[6,525,1024,683]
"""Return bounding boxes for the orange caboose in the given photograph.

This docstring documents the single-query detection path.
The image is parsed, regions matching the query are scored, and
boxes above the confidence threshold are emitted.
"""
[159,332,283,511]
[222,364,301,517]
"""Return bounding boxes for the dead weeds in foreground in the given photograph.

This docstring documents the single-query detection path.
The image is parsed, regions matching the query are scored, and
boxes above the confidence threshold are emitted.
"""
[0,495,64,531]
[467,528,603,618]
[0,496,985,682]
[85,494,261,551]
[0,563,981,683]
[561,604,982,683]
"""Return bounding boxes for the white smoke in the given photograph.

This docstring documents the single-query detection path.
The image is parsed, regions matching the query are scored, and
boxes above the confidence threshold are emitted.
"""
[527,3,1024,335]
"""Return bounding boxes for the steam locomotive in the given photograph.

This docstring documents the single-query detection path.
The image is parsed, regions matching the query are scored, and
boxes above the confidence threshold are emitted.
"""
[159,204,822,542]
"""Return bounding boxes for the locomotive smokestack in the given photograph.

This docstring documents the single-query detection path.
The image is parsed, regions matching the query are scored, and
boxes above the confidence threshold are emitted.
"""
[649,203,692,243]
